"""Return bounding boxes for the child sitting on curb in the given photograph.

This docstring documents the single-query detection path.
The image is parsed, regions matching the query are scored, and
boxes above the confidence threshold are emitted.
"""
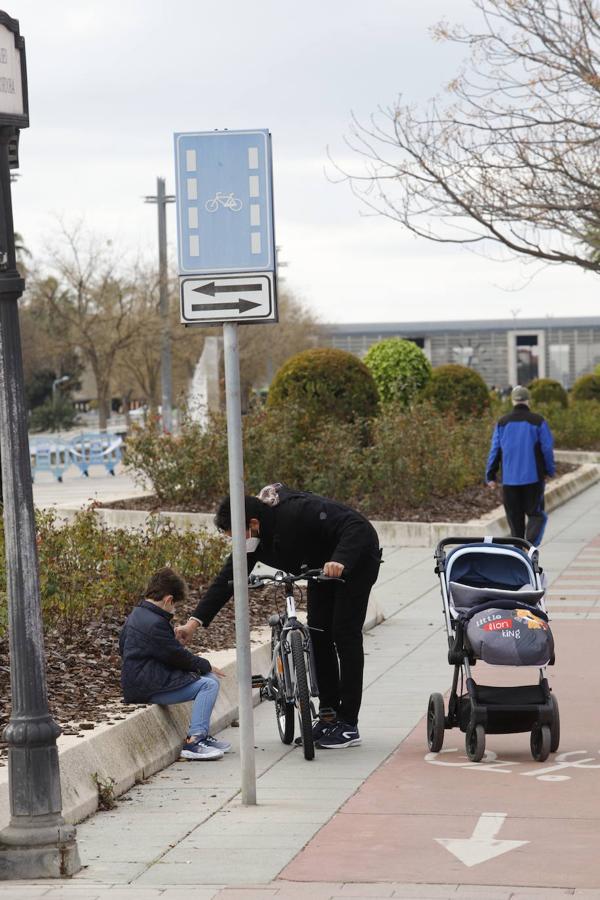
[119,567,230,761]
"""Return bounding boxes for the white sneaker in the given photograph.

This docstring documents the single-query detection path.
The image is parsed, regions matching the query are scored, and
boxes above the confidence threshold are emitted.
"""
[180,736,224,760]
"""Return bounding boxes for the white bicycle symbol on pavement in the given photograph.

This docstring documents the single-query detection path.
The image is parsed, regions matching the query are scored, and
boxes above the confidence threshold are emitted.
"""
[425,747,600,782]
[205,192,243,213]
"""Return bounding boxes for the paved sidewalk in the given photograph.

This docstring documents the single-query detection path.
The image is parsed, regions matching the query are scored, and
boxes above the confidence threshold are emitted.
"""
[2,483,600,897]
[32,465,147,510]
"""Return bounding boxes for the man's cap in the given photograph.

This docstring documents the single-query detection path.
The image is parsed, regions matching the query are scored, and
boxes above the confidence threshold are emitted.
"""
[511,385,530,403]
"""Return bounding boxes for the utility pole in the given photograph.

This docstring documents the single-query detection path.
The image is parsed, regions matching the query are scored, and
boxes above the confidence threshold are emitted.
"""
[0,11,80,878]
[145,177,175,431]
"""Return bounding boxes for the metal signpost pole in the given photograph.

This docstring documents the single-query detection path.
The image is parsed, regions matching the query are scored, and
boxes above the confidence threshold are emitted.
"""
[0,12,80,878]
[223,322,257,804]
[174,129,278,806]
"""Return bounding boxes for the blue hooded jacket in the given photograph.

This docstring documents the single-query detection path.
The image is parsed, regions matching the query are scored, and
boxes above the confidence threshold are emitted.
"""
[486,404,555,486]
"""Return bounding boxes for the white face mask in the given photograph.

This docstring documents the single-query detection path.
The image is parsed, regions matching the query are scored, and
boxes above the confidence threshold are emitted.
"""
[246,536,260,553]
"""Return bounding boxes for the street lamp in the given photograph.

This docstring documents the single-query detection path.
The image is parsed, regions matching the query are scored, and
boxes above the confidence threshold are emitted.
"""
[145,178,175,432]
[0,11,80,878]
[51,374,70,406]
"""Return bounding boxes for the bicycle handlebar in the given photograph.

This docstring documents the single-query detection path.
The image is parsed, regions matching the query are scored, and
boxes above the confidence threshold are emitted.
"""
[248,568,345,587]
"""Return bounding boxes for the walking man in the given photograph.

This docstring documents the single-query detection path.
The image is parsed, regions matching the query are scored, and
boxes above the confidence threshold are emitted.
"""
[486,385,555,546]
[176,484,382,748]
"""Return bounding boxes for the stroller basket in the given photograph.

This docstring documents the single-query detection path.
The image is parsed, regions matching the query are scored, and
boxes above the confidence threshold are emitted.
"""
[427,536,559,763]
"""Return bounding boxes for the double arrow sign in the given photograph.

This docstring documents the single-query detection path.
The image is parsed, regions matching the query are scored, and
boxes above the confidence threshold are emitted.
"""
[191,281,262,315]
[180,273,275,324]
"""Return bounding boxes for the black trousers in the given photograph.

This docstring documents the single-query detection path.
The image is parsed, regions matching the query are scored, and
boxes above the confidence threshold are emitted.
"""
[502,481,547,546]
[306,553,381,726]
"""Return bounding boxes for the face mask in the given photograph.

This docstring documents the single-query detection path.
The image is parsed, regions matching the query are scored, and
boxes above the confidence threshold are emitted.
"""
[246,536,260,553]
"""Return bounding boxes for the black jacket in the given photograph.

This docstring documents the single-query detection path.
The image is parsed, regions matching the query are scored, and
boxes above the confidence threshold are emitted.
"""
[193,488,381,626]
[119,600,211,703]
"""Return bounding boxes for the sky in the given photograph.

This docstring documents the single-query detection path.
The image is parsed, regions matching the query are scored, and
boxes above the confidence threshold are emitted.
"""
[10,0,600,325]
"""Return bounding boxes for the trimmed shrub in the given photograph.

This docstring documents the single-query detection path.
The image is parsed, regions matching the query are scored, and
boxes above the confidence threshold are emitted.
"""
[528,378,568,409]
[422,364,490,418]
[571,373,600,403]
[267,348,378,421]
[363,338,432,406]
[29,396,79,432]
[542,400,600,450]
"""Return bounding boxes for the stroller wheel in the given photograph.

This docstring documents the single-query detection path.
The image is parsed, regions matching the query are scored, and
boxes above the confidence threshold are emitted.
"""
[427,693,445,753]
[550,694,560,753]
[465,724,485,762]
[531,724,551,762]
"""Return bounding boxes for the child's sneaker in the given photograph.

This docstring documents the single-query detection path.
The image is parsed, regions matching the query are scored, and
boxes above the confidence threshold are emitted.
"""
[180,736,224,760]
[204,734,232,753]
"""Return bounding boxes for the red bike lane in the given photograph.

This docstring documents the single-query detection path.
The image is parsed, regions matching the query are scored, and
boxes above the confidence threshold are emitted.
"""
[281,539,600,890]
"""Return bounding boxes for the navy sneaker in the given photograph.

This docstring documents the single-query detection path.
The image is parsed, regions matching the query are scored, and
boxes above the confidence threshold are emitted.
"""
[312,713,337,741]
[204,734,232,753]
[316,722,361,749]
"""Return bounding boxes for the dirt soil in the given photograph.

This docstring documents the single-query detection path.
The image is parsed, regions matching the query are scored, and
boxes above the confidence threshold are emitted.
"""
[105,463,575,523]
[0,584,290,763]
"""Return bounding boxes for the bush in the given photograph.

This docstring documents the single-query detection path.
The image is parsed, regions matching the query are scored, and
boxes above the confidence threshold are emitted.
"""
[267,348,378,421]
[0,508,228,637]
[363,338,432,406]
[528,378,568,408]
[421,364,490,418]
[29,396,79,432]
[541,400,600,450]
[126,402,494,518]
[571,373,600,403]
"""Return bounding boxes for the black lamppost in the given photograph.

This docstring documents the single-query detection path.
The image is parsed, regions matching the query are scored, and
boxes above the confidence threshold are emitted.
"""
[0,12,80,878]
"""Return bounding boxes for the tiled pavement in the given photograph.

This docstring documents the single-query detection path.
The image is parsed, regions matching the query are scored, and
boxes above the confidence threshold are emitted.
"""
[1,480,600,898]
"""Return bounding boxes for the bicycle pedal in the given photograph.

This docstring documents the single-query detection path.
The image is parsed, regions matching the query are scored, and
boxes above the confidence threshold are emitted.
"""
[251,675,267,688]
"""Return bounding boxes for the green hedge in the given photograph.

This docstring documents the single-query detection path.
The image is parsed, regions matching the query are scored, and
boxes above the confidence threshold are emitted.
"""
[363,338,432,406]
[528,378,568,408]
[422,364,490,418]
[126,403,493,518]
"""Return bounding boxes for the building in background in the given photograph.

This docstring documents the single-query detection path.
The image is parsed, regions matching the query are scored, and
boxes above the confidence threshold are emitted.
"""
[324,317,600,389]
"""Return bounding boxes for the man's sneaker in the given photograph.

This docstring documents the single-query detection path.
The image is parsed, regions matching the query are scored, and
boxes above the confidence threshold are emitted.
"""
[316,722,361,749]
[204,734,232,753]
[180,736,224,760]
[312,715,337,741]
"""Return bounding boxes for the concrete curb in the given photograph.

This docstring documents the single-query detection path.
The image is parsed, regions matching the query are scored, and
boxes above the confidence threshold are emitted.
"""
[51,465,600,549]
[0,597,383,831]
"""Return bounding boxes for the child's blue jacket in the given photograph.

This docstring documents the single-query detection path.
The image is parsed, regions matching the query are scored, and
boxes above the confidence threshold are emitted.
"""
[119,600,211,703]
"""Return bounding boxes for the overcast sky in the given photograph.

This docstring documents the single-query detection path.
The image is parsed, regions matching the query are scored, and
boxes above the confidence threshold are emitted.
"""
[11,0,600,324]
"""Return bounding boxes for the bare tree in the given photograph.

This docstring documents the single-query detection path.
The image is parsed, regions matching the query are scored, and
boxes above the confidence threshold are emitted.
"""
[339,0,600,272]
[32,225,140,430]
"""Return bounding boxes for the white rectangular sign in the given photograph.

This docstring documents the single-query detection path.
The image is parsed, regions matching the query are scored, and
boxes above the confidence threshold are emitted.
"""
[0,24,23,117]
[180,272,276,325]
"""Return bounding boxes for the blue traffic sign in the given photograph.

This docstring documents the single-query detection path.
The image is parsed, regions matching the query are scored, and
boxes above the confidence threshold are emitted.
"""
[174,129,276,275]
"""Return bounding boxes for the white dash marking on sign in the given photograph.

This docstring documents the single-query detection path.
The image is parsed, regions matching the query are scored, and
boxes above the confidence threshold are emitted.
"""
[186,149,197,172]
[188,207,199,229]
[186,178,198,201]
[249,175,260,198]
[251,233,261,254]
[189,235,200,257]
[248,147,259,169]
[250,204,261,227]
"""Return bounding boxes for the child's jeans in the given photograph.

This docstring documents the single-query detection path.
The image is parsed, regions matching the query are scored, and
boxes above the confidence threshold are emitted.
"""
[150,673,220,738]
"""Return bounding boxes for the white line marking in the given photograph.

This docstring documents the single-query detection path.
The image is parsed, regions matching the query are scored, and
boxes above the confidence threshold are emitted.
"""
[186,178,198,201]
[188,208,199,229]
[189,235,200,257]
[250,204,261,227]
[248,147,259,169]
[436,812,528,867]
[186,149,197,172]
[249,175,260,198]
[251,233,261,254]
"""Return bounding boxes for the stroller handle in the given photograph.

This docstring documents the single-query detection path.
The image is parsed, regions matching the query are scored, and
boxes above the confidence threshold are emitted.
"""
[434,536,534,558]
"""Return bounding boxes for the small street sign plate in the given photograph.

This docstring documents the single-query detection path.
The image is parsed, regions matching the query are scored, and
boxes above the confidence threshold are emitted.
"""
[174,129,276,276]
[180,272,276,325]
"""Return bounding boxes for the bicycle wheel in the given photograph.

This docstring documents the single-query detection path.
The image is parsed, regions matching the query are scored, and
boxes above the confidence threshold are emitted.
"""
[290,629,315,760]
[205,199,218,212]
[274,652,294,744]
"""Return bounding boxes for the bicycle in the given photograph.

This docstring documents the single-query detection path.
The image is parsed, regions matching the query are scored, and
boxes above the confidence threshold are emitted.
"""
[250,567,343,761]
[205,191,243,212]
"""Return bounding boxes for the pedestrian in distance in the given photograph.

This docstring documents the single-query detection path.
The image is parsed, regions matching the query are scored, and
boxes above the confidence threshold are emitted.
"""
[176,484,383,749]
[486,385,556,546]
[119,567,230,760]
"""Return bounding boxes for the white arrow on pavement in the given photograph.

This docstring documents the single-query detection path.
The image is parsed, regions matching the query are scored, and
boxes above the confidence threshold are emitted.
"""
[436,812,529,867]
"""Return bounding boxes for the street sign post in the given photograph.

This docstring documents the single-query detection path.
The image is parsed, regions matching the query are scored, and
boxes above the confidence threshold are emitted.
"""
[0,10,80,879]
[174,129,279,806]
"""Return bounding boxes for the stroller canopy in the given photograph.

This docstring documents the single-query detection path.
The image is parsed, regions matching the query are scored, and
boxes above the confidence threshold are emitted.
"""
[446,545,536,592]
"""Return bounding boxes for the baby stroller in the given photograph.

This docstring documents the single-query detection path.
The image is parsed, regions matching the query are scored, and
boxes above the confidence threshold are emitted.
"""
[428,536,559,763]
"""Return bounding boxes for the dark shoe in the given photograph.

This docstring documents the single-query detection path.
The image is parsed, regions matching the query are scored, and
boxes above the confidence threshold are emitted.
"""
[316,722,361,749]
[312,716,337,741]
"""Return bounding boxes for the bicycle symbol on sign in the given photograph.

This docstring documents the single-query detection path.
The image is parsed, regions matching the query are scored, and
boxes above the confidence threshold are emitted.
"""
[205,192,243,213]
